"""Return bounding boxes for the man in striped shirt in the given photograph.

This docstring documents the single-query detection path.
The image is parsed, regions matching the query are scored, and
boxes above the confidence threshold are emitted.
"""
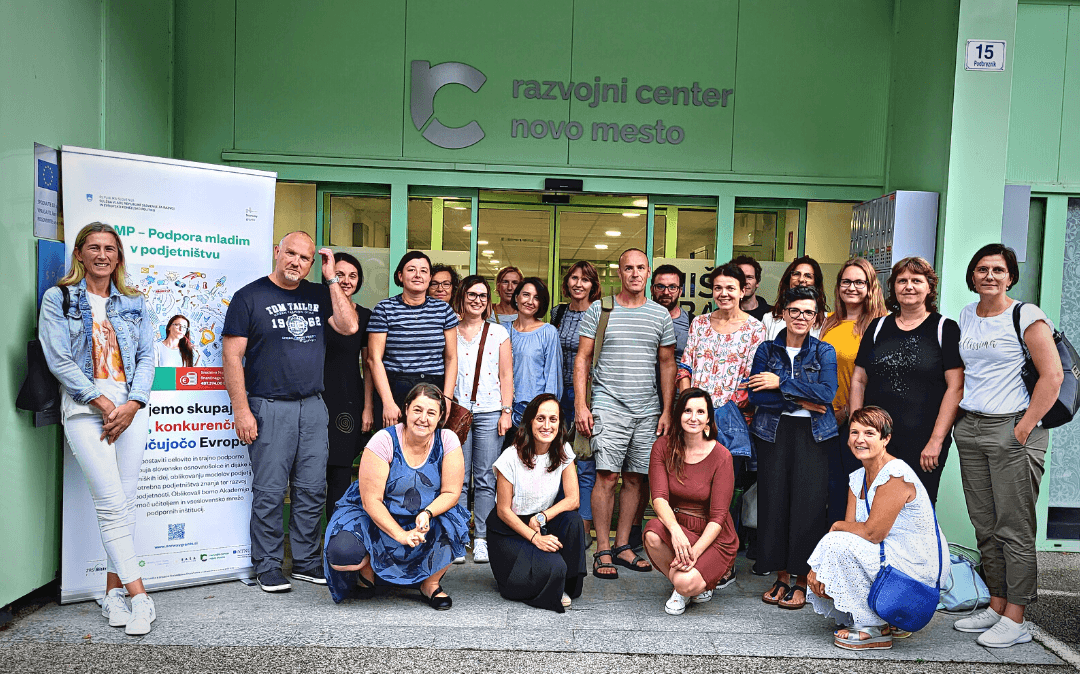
[575,248,676,578]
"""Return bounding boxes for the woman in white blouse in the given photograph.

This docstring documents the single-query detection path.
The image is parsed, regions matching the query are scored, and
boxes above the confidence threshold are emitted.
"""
[487,393,586,612]
[453,275,514,564]
[154,314,199,367]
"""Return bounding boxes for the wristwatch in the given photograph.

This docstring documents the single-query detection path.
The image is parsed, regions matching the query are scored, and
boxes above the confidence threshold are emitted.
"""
[501,406,512,414]
[535,511,548,535]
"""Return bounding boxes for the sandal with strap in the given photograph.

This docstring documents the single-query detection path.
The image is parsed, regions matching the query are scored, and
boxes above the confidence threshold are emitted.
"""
[762,580,789,605]
[592,550,619,580]
[421,585,452,610]
[611,544,652,572]
[778,583,807,610]
[834,624,893,650]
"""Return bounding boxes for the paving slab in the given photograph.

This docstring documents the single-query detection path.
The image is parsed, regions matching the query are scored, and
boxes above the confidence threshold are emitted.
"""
[0,552,1063,666]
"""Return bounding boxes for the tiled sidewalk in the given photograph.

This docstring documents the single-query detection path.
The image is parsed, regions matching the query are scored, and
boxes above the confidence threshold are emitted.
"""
[0,553,1061,666]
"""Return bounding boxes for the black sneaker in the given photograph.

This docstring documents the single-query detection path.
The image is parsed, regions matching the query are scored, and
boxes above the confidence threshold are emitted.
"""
[257,569,293,592]
[291,565,327,585]
[716,568,738,589]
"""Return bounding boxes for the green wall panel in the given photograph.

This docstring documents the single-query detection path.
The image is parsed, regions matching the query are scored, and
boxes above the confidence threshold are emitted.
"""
[103,0,173,157]
[1005,4,1068,185]
[1059,7,1080,184]
[732,0,892,179]
[402,0,573,166]
[174,0,236,165]
[886,0,958,196]
[235,0,406,157]
[566,0,737,172]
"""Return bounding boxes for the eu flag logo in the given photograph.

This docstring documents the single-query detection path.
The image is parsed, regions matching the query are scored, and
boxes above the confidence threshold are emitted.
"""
[37,159,58,191]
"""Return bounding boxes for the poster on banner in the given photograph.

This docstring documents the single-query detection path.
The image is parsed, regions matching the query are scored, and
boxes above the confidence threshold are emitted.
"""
[59,146,275,603]
[34,143,60,239]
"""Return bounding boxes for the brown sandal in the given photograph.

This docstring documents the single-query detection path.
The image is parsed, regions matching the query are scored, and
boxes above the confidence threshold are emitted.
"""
[778,584,807,610]
[762,580,789,605]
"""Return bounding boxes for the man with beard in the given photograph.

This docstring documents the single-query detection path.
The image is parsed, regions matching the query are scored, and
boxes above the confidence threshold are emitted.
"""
[223,231,359,592]
[651,264,693,364]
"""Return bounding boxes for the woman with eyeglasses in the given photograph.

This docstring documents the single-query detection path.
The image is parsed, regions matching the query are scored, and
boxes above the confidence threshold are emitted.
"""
[949,244,1062,648]
[491,266,523,326]
[154,314,200,367]
[429,264,460,306]
[748,285,838,611]
[759,256,827,340]
[819,259,887,524]
[848,257,963,506]
[452,275,514,564]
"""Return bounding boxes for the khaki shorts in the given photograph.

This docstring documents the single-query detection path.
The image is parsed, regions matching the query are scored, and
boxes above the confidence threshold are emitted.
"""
[590,409,658,475]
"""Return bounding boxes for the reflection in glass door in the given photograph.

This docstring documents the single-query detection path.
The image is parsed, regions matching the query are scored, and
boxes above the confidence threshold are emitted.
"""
[475,202,554,289]
[556,207,648,299]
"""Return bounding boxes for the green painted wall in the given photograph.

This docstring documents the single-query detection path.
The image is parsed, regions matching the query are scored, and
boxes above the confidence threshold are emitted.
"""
[175,0,897,182]
[0,0,173,607]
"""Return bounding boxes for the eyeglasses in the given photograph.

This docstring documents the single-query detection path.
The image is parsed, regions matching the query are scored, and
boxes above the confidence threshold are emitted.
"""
[839,279,867,288]
[785,308,818,320]
[791,271,816,281]
[465,291,488,301]
[430,281,454,289]
[652,284,681,292]
[974,266,1009,278]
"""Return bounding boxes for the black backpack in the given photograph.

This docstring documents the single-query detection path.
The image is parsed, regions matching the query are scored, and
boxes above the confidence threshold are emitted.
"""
[16,286,69,414]
[1013,302,1080,429]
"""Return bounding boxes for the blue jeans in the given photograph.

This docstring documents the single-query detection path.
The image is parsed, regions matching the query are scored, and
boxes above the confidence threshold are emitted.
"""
[460,410,501,539]
[560,387,595,521]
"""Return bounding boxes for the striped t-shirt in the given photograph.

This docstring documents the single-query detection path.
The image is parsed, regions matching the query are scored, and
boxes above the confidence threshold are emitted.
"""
[580,297,675,417]
[367,295,459,375]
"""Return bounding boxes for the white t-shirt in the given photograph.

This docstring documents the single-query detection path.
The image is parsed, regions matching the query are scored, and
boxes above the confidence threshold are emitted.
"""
[959,300,1052,414]
[782,345,811,417]
[62,292,129,417]
[456,322,509,413]
[154,341,187,367]
[492,445,575,516]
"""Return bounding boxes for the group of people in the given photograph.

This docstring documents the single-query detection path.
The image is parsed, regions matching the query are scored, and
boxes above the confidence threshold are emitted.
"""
[40,222,1064,652]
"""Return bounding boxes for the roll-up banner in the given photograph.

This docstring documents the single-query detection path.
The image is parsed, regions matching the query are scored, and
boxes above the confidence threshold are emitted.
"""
[59,146,275,603]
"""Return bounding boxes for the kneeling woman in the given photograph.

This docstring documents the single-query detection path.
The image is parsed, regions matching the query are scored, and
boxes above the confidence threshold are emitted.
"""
[323,383,470,609]
[644,388,739,616]
[807,406,949,650]
[487,393,586,612]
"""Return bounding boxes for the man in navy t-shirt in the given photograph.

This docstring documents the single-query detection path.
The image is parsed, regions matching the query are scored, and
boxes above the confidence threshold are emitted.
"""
[223,231,358,593]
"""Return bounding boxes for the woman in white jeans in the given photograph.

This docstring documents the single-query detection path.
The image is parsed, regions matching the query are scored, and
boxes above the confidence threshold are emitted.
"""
[39,223,157,636]
[453,275,514,564]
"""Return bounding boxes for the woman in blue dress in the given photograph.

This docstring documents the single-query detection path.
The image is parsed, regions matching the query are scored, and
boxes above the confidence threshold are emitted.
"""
[506,278,562,436]
[323,383,470,609]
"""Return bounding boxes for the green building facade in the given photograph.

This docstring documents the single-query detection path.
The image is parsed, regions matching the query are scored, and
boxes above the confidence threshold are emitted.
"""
[3,0,1079,606]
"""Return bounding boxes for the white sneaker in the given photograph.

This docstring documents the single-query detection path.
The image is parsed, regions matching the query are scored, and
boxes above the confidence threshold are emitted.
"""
[452,555,466,564]
[691,590,713,604]
[976,615,1032,648]
[101,588,130,627]
[125,594,156,636]
[665,589,689,615]
[561,592,572,608]
[473,539,489,564]
[954,607,1001,633]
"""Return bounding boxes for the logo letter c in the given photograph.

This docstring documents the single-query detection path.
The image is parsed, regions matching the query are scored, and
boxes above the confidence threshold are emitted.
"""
[410,60,486,149]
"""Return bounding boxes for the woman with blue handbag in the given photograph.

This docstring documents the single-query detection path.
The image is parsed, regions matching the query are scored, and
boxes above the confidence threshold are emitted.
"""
[806,406,950,650]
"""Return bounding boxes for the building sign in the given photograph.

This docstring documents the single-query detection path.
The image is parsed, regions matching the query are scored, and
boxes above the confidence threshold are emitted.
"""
[965,40,1006,71]
[410,59,733,150]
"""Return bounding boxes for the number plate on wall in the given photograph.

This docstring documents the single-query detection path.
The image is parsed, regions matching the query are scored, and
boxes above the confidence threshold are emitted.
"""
[965,40,1006,71]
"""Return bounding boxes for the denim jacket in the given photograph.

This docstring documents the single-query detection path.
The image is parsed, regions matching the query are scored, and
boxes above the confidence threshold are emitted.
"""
[38,279,155,408]
[749,331,838,443]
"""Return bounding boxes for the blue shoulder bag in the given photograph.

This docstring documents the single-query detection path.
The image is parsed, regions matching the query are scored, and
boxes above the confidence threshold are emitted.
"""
[863,471,943,633]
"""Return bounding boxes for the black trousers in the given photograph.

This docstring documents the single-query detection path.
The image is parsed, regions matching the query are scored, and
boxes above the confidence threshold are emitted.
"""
[756,416,829,577]
[827,422,861,526]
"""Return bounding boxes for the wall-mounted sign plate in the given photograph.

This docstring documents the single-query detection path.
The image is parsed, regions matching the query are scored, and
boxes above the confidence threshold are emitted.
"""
[965,40,1006,71]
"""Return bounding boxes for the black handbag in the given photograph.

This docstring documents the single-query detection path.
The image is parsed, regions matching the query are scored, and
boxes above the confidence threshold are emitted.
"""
[16,286,69,414]
[1013,303,1080,429]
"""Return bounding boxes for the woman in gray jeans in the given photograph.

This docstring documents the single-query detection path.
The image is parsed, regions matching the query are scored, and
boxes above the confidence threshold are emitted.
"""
[953,243,1063,649]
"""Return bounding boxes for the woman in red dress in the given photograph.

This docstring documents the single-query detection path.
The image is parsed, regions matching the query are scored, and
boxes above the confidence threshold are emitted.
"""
[644,387,739,615]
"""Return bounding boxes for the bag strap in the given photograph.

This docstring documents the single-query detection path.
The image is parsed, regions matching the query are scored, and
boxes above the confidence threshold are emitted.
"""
[592,297,614,369]
[872,316,885,344]
[60,285,70,316]
[1012,302,1031,360]
[551,303,567,329]
[469,322,489,404]
[937,315,945,348]
[864,469,944,591]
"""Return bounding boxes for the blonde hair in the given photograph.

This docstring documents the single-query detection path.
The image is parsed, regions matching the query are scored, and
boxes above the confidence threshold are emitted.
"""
[59,222,140,297]
[821,257,887,337]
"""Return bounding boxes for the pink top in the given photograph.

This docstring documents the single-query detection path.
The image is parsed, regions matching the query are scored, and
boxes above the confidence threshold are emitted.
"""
[366,424,462,465]
[680,314,766,406]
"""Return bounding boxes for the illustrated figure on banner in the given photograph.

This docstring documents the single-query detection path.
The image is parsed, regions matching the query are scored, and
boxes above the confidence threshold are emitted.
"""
[130,265,233,366]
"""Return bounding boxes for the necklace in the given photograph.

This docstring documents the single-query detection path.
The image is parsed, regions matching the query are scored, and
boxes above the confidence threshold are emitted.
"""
[895,313,928,329]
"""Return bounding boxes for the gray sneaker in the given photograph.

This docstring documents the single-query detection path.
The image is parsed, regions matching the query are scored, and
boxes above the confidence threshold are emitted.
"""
[125,594,156,636]
[954,607,1001,633]
[976,616,1032,648]
[101,588,130,627]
